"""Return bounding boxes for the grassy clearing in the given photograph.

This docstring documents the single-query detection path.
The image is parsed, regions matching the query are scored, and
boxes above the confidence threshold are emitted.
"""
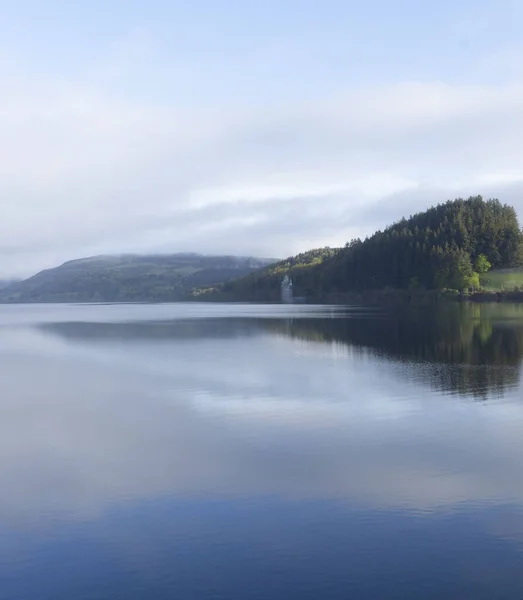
[481,269,523,291]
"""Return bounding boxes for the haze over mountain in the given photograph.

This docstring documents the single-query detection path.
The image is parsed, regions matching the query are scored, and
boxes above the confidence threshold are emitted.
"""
[0,254,275,303]
[1,2,523,279]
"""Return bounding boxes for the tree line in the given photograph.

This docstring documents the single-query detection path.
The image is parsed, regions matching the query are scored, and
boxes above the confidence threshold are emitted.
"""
[204,197,523,300]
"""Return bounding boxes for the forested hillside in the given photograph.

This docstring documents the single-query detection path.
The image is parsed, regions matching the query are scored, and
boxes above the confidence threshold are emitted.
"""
[0,254,276,303]
[200,197,523,301]
[192,247,340,302]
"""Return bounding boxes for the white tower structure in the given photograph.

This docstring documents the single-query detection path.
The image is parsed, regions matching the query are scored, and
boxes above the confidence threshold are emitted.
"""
[281,274,293,303]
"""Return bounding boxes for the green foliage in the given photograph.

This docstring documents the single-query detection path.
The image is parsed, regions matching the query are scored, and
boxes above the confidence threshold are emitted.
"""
[202,247,340,302]
[463,271,480,291]
[211,196,523,300]
[474,254,491,274]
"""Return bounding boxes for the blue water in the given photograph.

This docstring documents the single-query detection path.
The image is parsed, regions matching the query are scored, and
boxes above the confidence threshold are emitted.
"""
[2,302,523,599]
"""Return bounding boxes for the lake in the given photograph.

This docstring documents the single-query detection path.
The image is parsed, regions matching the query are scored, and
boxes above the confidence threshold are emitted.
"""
[2,302,523,599]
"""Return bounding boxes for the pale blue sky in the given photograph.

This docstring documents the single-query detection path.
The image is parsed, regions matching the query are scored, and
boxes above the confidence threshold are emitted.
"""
[1,0,523,275]
[3,1,521,97]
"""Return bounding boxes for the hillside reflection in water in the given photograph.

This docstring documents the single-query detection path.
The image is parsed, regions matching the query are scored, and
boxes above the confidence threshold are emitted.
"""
[40,302,523,398]
[2,302,523,599]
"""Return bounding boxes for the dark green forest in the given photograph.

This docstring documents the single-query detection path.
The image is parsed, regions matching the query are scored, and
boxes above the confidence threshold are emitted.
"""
[201,196,523,301]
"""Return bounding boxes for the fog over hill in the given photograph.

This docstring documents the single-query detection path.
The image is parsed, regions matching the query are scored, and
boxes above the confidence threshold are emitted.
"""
[0,254,276,303]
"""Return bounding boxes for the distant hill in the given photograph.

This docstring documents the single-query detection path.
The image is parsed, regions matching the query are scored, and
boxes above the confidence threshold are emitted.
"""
[0,279,18,290]
[197,196,523,301]
[0,254,277,303]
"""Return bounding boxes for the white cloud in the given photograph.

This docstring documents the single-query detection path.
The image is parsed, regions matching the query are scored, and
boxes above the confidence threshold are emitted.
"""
[1,56,523,277]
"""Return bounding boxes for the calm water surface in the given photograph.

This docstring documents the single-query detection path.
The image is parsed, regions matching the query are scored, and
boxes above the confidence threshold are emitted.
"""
[2,302,523,599]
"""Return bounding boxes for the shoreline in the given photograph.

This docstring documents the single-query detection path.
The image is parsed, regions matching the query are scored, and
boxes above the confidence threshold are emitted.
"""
[1,289,522,306]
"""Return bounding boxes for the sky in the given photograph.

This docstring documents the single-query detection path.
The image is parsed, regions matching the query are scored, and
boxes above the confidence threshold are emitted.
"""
[1,0,523,277]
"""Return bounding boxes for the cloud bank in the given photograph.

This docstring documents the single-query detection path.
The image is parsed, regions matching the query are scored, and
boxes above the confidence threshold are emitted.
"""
[1,52,523,276]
